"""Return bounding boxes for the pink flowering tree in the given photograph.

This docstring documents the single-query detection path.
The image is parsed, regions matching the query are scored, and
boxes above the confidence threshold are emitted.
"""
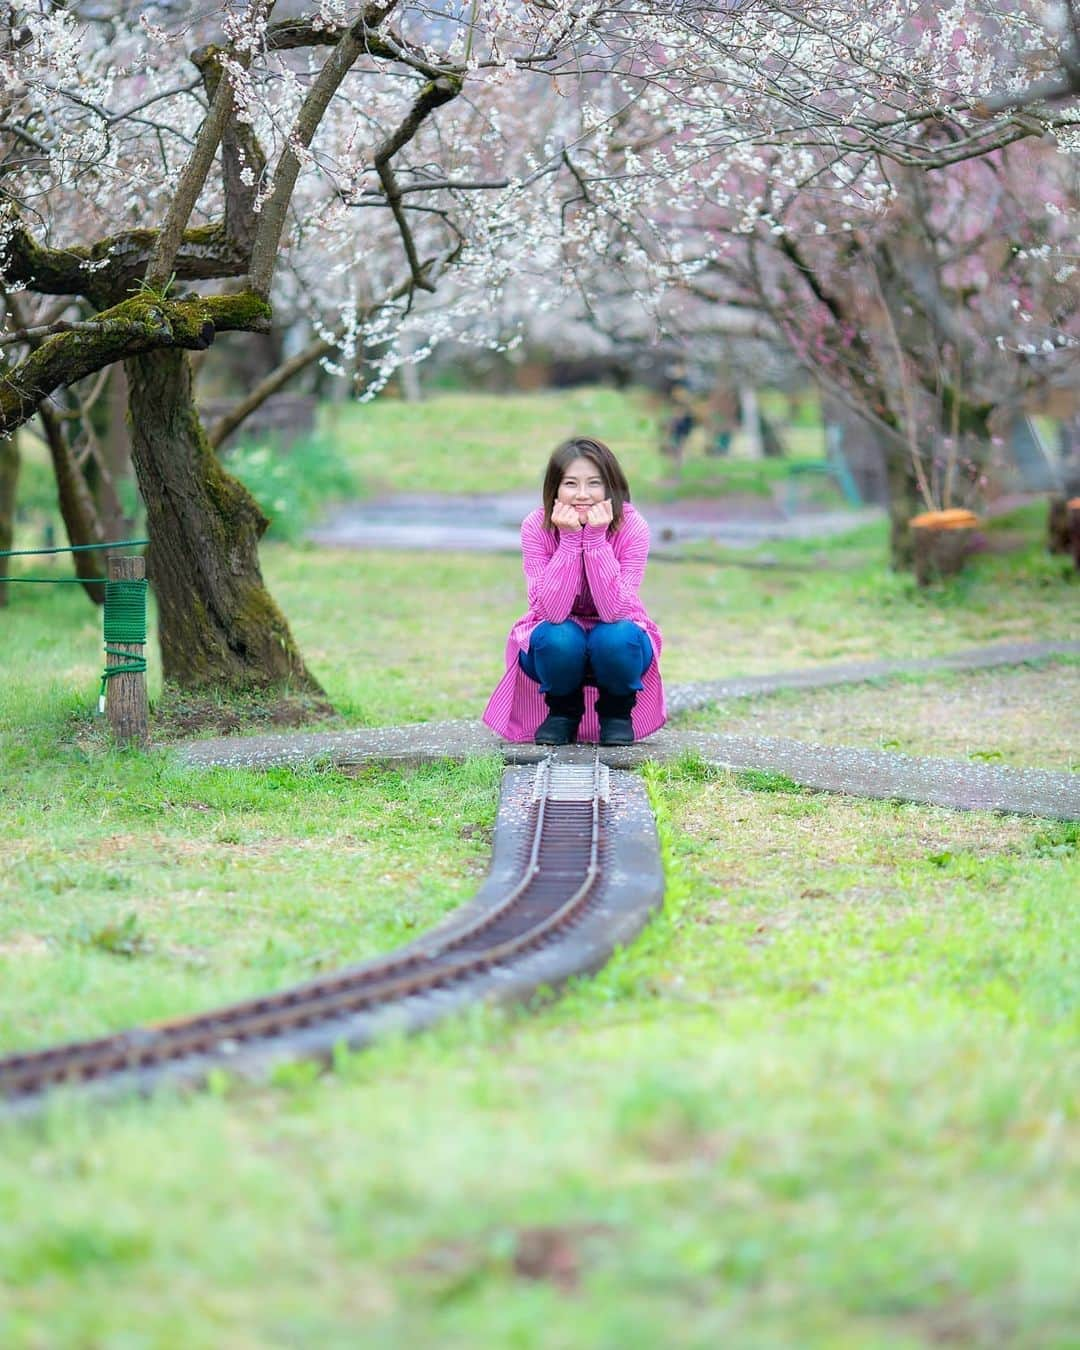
[695,142,1080,565]
[533,1,1080,567]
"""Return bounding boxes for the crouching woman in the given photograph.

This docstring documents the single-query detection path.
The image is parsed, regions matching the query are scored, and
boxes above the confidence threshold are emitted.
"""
[483,436,666,746]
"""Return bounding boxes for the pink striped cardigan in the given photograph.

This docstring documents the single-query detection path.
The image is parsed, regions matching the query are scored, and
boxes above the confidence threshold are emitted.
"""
[482,503,666,743]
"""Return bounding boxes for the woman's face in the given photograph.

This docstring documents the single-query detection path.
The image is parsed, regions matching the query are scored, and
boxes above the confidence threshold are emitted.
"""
[557,456,608,523]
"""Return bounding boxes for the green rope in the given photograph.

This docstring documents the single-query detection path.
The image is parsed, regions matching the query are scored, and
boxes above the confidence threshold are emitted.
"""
[0,537,148,584]
[0,537,148,559]
[103,580,147,643]
[0,539,150,713]
[98,579,148,713]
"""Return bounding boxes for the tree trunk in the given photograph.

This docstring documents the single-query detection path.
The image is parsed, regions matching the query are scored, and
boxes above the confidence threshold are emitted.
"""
[125,347,325,694]
[105,365,132,483]
[0,430,19,607]
[886,450,924,572]
[398,331,422,403]
[38,406,108,605]
[910,512,978,586]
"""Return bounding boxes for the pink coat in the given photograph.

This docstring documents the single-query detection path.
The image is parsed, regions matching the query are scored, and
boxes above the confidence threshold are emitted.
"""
[482,503,666,743]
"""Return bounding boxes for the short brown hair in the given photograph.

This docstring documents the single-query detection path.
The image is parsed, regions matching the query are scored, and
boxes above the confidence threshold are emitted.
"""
[541,437,630,531]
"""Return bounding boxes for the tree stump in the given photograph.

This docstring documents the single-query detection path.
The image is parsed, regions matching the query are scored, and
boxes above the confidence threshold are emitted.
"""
[1068,499,1080,571]
[1048,495,1070,554]
[910,509,979,587]
[106,555,149,747]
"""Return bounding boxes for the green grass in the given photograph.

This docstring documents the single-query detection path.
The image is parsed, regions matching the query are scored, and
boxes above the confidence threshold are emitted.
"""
[5,502,1072,731]
[0,756,1076,1348]
[0,741,501,1049]
[320,385,825,502]
[680,658,1080,771]
[1,394,1077,1346]
[224,432,358,540]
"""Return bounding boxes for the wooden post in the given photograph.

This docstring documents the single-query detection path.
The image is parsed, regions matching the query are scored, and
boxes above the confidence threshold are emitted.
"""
[739,386,763,459]
[106,555,149,747]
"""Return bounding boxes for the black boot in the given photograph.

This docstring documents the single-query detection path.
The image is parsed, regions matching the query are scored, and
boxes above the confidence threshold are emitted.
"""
[596,689,637,746]
[534,689,585,745]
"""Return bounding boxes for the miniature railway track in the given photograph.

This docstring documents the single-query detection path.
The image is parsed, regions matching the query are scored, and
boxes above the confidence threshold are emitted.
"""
[1,753,613,1107]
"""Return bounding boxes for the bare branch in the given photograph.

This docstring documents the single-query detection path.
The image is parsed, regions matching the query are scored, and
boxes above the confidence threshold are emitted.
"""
[208,335,332,449]
[0,316,119,349]
[373,76,464,291]
[249,4,402,298]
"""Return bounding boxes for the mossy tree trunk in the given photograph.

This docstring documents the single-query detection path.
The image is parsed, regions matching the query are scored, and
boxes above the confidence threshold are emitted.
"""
[0,430,19,608]
[125,348,325,694]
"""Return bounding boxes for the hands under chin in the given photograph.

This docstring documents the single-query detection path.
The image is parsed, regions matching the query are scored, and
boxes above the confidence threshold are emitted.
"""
[585,499,613,529]
[552,499,613,532]
[551,502,583,531]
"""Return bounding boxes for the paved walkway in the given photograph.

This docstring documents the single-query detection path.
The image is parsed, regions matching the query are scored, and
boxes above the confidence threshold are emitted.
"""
[310,492,884,553]
[177,641,1080,820]
[667,639,1080,715]
[308,489,1041,557]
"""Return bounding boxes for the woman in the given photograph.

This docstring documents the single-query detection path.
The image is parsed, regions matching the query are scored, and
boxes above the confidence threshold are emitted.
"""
[483,436,666,746]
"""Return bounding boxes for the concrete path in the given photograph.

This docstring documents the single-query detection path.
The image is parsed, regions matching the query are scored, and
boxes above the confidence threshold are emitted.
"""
[176,641,1080,820]
[310,491,884,554]
[667,640,1080,716]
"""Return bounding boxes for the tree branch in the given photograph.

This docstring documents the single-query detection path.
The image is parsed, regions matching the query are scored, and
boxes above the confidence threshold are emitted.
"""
[0,316,116,349]
[208,334,332,449]
[192,45,267,262]
[141,5,271,293]
[2,221,247,305]
[0,293,270,437]
[209,244,453,447]
[248,2,402,298]
[373,76,463,291]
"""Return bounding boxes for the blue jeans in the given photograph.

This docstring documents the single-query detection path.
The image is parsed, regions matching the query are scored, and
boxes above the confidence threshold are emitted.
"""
[519,620,653,696]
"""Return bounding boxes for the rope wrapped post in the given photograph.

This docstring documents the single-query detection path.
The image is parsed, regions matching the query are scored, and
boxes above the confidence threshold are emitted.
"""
[103,556,149,747]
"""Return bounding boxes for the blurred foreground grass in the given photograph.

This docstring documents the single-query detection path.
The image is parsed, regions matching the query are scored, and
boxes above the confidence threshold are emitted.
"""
[0,749,1076,1348]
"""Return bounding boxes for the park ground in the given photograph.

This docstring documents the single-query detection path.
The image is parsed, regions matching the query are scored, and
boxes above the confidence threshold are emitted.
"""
[1,389,1078,1348]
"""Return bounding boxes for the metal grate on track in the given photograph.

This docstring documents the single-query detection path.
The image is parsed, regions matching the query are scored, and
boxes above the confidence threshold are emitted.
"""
[533,759,610,802]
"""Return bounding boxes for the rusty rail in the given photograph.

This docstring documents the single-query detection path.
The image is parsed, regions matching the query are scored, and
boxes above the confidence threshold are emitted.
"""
[1,754,610,1106]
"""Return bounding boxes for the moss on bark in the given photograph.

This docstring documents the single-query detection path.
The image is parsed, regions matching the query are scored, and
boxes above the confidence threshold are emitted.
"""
[0,293,271,438]
[125,347,324,695]
[2,222,246,304]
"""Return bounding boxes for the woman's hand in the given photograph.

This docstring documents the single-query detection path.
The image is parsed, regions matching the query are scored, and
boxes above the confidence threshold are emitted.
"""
[551,502,583,532]
[585,499,613,529]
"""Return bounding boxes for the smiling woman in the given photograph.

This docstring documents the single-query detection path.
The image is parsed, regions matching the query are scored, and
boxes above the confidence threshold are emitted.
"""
[483,436,666,748]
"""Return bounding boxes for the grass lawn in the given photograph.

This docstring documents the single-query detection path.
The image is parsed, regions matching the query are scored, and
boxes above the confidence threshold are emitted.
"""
[321,385,825,502]
[1,396,1077,1347]
[681,660,1080,772]
[260,503,1077,725]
